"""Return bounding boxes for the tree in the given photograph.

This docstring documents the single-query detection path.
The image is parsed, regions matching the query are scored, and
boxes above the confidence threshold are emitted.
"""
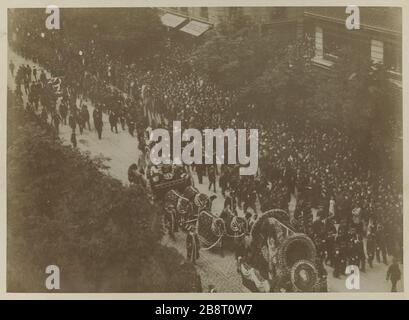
[311,47,398,134]
[309,47,401,172]
[7,102,199,292]
[190,22,285,89]
[9,8,167,65]
[236,38,316,123]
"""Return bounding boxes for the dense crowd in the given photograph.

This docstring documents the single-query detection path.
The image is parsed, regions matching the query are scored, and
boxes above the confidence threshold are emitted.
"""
[9,15,403,289]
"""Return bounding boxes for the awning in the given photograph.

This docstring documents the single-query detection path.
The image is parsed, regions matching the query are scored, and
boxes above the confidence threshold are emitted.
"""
[161,13,187,28]
[180,20,212,37]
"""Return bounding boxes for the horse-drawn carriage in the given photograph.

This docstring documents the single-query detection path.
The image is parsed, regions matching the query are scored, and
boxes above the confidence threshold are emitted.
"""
[163,186,208,232]
[162,184,247,248]
[240,209,326,292]
[147,163,192,197]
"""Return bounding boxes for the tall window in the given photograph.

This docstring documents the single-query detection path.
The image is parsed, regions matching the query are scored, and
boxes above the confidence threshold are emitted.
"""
[323,30,370,62]
[323,31,347,60]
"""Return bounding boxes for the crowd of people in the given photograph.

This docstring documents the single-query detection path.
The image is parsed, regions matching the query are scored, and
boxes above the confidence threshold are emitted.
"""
[9,14,403,291]
[82,38,403,273]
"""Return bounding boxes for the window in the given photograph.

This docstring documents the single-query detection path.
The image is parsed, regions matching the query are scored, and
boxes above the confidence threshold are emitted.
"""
[314,26,324,58]
[370,40,384,64]
[323,31,347,61]
[323,30,370,62]
[200,7,209,19]
[312,26,335,68]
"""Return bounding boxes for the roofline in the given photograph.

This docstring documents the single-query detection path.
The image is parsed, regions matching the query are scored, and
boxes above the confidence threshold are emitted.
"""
[158,7,214,26]
[304,12,402,36]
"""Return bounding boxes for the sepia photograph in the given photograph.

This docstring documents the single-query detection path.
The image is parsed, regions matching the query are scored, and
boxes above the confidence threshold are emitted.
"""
[5,4,403,294]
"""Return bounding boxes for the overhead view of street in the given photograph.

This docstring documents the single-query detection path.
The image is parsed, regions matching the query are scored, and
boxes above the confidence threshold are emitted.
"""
[6,7,403,293]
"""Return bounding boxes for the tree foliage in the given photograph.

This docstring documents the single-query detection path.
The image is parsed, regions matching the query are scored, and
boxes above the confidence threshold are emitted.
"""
[311,47,400,139]
[193,27,400,140]
[7,101,200,292]
[236,39,316,122]
[9,8,167,62]
[190,21,287,89]
[191,28,400,172]
[61,8,166,60]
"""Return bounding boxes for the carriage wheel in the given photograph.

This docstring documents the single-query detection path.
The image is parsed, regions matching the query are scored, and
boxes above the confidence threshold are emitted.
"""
[277,233,317,273]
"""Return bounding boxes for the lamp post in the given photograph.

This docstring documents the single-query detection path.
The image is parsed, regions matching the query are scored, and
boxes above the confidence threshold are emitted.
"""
[78,50,86,99]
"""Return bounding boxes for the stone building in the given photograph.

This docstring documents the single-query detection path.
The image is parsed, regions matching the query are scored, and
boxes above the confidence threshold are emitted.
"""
[159,7,303,38]
[159,6,402,87]
[303,7,402,86]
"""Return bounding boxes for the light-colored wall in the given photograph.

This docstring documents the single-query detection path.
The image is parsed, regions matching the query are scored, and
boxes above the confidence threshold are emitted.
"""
[161,7,302,26]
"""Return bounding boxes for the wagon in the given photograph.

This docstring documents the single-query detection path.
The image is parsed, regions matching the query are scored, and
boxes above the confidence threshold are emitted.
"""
[147,163,192,198]
[241,208,326,292]
[163,185,247,248]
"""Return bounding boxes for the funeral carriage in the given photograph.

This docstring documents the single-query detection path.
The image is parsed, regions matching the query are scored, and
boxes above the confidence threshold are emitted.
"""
[146,163,192,197]
[163,184,247,248]
[239,208,326,292]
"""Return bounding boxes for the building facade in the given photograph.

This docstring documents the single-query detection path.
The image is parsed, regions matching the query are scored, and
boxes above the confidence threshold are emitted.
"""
[159,7,303,38]
[161,7,301,25]
[303,7,402,85]
[159,6,402,87]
